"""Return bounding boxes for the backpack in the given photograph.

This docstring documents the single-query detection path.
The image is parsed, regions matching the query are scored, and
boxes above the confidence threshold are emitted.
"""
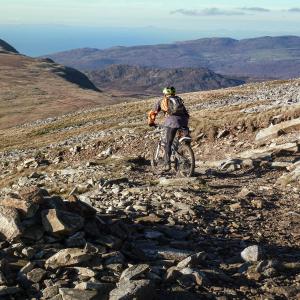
[163,96,186,116]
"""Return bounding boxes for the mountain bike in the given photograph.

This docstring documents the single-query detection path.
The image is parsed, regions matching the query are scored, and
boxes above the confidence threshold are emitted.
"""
[151,125,195,177]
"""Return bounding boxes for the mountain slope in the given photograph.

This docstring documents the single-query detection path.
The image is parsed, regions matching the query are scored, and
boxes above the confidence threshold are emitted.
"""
[0,38,18,53]
[87,64,245,95]
[46,36,300,79]
[0,40,124,129]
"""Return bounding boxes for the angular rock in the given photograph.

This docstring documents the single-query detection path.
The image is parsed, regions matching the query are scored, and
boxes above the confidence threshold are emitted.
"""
[65,232,86,248]
[95,234,122,250]
[241,245,262,262]
[165,266,181,282]
[109,279,155,300]
[144,231,163,239]
[45,248,92,269]
[42,209,84,235]
[237,187,256,198]
[139,246,192,261]
[0,285,21,296]
[255,118,300,143]
[59,288,99,300]
[159,177,201,187]
[177,252,207,269]
[276,166,300,187]
[251,199,263,209]
[136,214,163,224]
[43,285,59,299]
[0,198,39,218]
[68,267,96,278]
[0,206,22,240]
[49,295,63,300]
[67,195,96,218]
[27,268,47,283]
[120,264,150,281]
[102,251,125,265]
[22,224,45,241]
[19,186,45,204]
[75,281,114,294]
[0,272,7,285]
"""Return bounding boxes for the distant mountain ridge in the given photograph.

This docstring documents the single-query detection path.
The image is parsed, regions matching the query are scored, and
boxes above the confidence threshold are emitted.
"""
[87,64,245,95]
[45,36,300,79]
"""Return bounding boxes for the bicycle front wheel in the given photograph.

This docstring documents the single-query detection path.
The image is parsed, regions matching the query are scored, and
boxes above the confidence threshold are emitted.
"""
[151,142,165,173]
[175,143,195,177]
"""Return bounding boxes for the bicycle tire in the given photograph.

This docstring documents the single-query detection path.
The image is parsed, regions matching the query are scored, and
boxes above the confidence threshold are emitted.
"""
[175,143,195,177]
[151,142,165,173]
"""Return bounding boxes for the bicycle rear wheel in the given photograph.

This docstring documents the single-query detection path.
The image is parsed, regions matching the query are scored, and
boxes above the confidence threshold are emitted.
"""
[175,143,195,177]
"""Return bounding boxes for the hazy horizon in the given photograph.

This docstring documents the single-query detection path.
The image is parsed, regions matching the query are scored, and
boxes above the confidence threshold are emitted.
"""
[1,0,300,56]
[2,24,300,57]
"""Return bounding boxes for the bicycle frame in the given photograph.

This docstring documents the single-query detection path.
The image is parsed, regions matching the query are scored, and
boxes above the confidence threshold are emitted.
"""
[152,125,195,176]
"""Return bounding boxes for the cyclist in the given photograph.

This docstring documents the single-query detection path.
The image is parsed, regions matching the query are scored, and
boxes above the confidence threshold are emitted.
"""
[148,86,190,171]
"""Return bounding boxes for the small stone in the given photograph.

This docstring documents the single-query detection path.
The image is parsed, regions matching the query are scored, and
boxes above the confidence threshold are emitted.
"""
[109,279,155,300]
[165,266,181,282]
[42,209,84,235]
[0,198,39,218]
[27,268,47,283]
[251,199,263,209]
[59,288,98,300]
[0,285,21,296]
[120,264,150,281]
[75,281,114,294]
[229,202,241,211]
[241,245,262,262]
[23,225,45,241]
[19,186,45,204]
[136,214,163,224]
[177,252,207,269]
[144,231,163,239]
[65,232,86,248]
[21,247,36,259]
[69,267,96,278]
[0,206,22,240]
[0,272,7,285]
[67,195,96,218]
[43,285,59,299]
[177,273,197,289]
[103,251,125,265]
[237,187,256,198]
[95,234,122,249]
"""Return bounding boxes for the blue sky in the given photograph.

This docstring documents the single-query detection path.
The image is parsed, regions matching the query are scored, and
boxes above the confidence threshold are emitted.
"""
[1,0,300,55]
[2,0,300,27]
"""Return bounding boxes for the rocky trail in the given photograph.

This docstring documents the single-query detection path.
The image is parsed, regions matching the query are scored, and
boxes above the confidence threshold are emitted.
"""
[0,79,299,299]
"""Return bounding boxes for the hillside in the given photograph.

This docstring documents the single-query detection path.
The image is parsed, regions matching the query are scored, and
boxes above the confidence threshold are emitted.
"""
[45,36,300,79]
[0,38,19,53]
[0,40,138,129]
[87,64,245,96]
[0,78,299,299]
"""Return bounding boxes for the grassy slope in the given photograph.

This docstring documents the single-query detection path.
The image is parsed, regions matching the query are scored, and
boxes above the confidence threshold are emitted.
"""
[0,53,136,129]
[1,79,299,152]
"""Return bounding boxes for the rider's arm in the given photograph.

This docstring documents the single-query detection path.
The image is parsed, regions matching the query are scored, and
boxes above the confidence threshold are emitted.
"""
[148,99,161,126]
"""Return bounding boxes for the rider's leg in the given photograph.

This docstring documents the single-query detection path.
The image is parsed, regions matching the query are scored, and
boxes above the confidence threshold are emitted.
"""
[164,127,177,170]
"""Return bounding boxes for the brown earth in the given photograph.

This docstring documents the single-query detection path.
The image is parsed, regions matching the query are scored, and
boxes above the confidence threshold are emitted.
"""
[0,51,138,129]
[0,69,299,299]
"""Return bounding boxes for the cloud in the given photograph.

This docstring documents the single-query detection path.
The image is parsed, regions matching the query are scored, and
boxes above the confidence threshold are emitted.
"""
[171,8,246,17]
[287,8,300,12]
[238,7,270,12]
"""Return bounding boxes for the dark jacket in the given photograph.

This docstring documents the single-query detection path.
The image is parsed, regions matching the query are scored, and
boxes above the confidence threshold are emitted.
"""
[153,96,189,129]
